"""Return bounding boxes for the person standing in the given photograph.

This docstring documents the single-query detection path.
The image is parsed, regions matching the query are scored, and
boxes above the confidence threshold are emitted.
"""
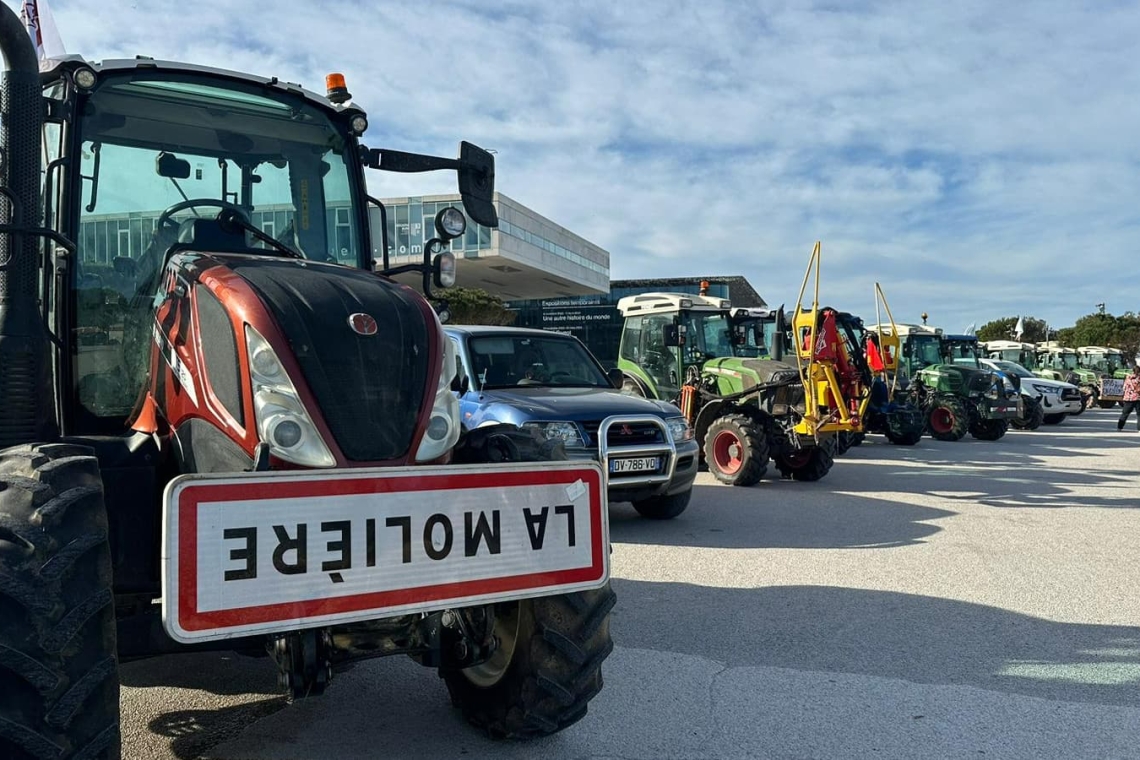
[1118,365,1140,431]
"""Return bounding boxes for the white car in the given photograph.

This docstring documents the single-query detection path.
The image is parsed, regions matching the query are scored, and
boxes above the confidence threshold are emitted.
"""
[978,358,1084,424]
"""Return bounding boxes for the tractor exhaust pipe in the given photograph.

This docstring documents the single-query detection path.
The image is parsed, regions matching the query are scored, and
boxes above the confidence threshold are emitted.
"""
[0,3,56,446]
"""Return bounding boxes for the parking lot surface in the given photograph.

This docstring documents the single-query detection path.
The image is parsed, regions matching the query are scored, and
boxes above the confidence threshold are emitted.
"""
[120,410,1140,759]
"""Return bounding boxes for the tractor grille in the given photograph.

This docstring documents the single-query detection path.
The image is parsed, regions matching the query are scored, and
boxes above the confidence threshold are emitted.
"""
[231,260,429,462]
[581,420,664,447]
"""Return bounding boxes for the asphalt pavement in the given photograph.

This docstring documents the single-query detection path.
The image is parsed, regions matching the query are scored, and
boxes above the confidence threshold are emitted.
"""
[119,409,1140,759]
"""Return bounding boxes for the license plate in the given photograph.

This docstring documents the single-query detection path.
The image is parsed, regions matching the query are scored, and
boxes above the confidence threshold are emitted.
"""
[609,456,660,474]
[161,462,608,644]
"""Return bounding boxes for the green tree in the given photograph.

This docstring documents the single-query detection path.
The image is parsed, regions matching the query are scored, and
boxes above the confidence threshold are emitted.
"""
[440,287,517,326]
[976,316,1048,343]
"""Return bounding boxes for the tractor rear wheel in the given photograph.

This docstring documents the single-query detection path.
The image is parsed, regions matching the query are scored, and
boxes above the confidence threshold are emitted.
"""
[0,443,120,760]
[926,396,969,441]
[970,419,1009,441]
[1010,396,1045,431]
[774,444,834,482]
[1042,414,1066,425]
[442,584,615,738]
[703,415,769,487]
[848,432,865,447]
[631,489,691,520]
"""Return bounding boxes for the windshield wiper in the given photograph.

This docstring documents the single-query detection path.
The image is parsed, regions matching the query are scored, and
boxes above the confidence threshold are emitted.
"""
[217,209,303,259]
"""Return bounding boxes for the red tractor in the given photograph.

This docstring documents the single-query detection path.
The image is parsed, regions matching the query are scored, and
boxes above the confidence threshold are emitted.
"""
[0,7,614,759]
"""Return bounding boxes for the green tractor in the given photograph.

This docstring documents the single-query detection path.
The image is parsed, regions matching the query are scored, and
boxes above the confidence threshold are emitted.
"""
[876,325,1021,441]
[615,243,861,485]
[1077,346,1129,408]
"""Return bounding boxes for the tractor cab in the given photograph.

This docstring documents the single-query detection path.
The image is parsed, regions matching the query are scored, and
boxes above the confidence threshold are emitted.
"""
[728,305,788,359]
[982,340,1037,368]
[1077,346,1127,378]
[614,291,734,400]
[873,323,944,378]
[1034,343,1093,383]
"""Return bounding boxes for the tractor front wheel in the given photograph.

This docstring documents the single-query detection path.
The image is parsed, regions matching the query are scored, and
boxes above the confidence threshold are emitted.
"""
[1010,396,1045,431]
[442,584,615,738]
[0,443,120,760]
[926,397,969,441]
[885,429,923,446]
[970,419,1009,441]
[775,444,834,482]
[703,415,769,487]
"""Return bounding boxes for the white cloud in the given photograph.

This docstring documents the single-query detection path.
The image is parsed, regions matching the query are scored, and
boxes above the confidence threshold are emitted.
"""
[20,0,1140,327]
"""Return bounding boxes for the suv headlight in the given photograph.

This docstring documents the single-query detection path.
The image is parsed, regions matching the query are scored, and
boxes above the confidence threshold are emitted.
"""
[415,323,462,462]
[666,416,694,442]
[246,325,336,468]
[1032,384,1060,395]
[520,421,584,448]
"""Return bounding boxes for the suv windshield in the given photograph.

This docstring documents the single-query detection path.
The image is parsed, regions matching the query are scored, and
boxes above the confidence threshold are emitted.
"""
[991,360,1035,378]
[468,334,610,390]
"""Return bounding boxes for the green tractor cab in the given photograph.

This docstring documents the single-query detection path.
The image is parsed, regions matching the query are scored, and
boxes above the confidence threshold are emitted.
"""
[1078,346,1129,407]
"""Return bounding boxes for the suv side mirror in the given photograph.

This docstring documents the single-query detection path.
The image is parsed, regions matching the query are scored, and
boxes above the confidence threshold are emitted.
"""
[451,373,470,394]
[663,324,681,347]
[606,368,624,389]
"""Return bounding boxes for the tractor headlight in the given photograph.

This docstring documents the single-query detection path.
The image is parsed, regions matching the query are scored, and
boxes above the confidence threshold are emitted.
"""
[245,326,337,468]
[666,416,694,442]
[520,421,584,448]
[414,324,462,462]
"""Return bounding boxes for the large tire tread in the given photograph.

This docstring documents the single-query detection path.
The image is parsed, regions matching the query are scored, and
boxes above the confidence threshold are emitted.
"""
[776,444,834,482]
[926,396,970,441]
[0,444,120,760]
[442,584,616,739]
[703,415,769,486]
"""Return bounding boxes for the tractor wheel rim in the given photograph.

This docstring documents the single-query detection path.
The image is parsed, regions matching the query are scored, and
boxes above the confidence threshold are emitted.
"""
[462,604,520,688]
[712,430,744,475]
[931,408,954,433]
[784,450,811,468]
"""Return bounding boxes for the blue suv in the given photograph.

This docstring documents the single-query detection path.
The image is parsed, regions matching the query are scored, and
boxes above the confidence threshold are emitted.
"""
[444,325,700,519]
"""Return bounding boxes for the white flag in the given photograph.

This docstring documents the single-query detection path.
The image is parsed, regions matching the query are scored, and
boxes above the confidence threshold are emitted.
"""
[1014,315,1025,341]
[20,0,67,62]
[963,322,976,336]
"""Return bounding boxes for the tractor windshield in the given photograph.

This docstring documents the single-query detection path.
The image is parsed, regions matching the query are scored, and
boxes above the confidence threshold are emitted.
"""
[681,311,734,361]
[71,73,363,424]
[905,335,943,370]
[944,340,981,367]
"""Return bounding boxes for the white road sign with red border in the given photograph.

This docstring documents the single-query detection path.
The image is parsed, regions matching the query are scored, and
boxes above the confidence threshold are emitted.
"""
[161,461,608,644]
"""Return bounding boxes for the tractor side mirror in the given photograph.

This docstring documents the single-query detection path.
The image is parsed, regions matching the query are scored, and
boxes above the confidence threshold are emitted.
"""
[451,373,470,394]
[156,152,192,179]
[607,367,624,389]
[732,324,748,345]
[663,324,681,347]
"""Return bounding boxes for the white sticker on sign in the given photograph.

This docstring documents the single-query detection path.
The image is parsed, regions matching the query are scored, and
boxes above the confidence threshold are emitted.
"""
[566,479,587,502]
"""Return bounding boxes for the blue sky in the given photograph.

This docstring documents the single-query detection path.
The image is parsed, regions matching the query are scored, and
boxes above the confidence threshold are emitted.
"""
[20,0,1140,330]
